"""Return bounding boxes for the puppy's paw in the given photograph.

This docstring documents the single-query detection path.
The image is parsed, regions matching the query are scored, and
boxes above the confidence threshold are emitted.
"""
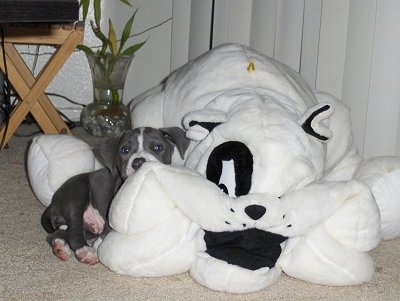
[75,246,99,265]
[52,238,71,261]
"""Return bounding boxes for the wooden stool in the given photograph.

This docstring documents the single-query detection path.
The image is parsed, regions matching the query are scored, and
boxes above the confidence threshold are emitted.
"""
[0,22,84,149]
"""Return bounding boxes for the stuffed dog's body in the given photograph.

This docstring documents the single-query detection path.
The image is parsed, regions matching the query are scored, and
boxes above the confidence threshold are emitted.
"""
[41,127,189,264]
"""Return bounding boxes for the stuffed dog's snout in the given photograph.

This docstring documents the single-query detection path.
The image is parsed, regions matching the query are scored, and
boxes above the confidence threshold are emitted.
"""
[132,157,146,170]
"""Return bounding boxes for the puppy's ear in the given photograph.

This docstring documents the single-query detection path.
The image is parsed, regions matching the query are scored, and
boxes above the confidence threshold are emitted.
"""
[160,127,190,159]
[92,136,120,171]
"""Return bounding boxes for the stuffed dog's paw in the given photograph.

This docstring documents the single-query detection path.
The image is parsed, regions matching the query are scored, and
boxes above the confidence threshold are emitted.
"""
[354,156,400,240]
[191,252,281,293]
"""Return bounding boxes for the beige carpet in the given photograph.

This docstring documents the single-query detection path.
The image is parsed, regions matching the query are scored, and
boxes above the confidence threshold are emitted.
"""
[1,124,399,301]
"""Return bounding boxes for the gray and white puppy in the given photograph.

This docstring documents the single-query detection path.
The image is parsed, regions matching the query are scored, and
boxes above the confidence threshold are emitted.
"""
[41,127,190,265]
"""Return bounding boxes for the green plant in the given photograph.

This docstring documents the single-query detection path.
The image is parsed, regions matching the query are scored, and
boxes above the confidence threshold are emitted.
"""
[78,0,146,104]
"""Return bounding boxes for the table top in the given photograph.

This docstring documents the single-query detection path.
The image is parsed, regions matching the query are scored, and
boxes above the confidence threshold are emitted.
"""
[0,0,79,23]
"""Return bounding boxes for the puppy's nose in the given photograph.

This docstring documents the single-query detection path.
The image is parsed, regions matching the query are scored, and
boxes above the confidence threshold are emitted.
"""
[132,157,146,170]
[244,205,266,220]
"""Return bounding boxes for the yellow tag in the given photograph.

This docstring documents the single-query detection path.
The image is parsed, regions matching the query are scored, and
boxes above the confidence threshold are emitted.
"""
[247,62,255,72]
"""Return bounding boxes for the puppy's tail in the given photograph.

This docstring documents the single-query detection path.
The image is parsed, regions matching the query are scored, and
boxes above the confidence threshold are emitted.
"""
[41,207,55,233]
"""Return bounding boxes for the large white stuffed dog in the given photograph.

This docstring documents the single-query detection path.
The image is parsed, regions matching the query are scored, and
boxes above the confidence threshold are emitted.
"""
[27,44,400,293]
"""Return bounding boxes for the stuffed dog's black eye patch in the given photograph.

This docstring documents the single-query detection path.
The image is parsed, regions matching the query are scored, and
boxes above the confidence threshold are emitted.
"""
[206,141,253,197]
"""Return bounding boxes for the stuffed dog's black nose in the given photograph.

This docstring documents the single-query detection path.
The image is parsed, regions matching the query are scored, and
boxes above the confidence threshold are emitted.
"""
[245,205,266,220]
[132,157,146,170]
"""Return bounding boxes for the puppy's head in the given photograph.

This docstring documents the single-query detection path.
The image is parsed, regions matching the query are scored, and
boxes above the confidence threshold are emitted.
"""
[93,127,190,180]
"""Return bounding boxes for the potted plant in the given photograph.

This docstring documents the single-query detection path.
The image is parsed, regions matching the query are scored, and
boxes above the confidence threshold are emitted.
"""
[78,0,146,137]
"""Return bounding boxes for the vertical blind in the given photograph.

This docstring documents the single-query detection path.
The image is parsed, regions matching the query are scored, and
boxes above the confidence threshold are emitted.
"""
[181,0,400,158]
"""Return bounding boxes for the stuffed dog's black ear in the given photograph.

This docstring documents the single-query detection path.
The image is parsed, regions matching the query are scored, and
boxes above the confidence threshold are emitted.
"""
[183,109,227,141]
[92,136,120,171]
[299,104,334,142]
[160,127,190,159]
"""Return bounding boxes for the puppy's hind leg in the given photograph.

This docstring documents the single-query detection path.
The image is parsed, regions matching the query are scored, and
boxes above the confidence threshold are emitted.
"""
[68,216,99,265]
[41,206,55,234]
[42,207,71,261]
[46,227,71,261]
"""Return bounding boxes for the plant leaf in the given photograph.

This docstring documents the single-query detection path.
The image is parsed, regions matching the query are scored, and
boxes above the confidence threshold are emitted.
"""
[120,40,146,56]
[119,9,137,54]
[93,0,101,28]
[118,0,132,6]
[108,19,118,56]
[79,0,90,22]
[90,20,109,55]
[77,44,95,56]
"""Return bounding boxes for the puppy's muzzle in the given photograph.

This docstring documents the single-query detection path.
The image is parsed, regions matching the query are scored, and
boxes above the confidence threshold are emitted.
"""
[132,157,146,170]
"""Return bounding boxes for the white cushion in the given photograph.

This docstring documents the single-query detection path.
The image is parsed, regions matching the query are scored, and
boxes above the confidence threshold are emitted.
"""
[27,134,101,206]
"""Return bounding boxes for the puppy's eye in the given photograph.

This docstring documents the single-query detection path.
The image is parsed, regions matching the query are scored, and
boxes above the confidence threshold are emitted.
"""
[153,144,163,152]
[120,145,130,154]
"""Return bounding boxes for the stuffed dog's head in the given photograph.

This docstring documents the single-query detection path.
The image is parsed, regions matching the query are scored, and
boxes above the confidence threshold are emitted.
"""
[184,98,334,197]
[93,127,190,180]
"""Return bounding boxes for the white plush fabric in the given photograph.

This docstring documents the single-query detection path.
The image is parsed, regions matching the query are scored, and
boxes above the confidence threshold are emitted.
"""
[26,43,400,293]
[124,43,398,292]
[183,98,329,196]
[99,162,286,291]
[98,163,201,277]
[99,162,381,292]
[354,156,400,240]
[314,92,363,181]
[130,44,316,130]
[27,134,101,207]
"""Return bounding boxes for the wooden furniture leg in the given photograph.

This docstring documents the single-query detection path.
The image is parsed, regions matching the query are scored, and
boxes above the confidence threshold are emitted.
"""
[0,23,83,149]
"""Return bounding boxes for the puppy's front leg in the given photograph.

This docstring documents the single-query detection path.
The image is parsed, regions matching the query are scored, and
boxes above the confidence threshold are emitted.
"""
[68,215,99,265]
